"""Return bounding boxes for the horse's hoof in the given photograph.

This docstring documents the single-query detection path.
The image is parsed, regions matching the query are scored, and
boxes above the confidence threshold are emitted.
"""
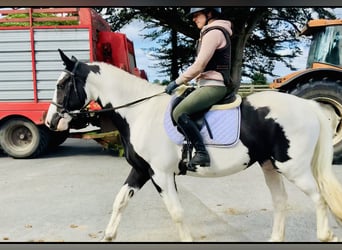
[101,236,111,242]
[268,237,284,242]
[329,236,339,242]
[101,234,116,242]
[181,236,193,242]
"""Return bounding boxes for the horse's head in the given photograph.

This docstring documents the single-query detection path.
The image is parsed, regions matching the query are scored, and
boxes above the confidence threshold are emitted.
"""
[45,49,91,131]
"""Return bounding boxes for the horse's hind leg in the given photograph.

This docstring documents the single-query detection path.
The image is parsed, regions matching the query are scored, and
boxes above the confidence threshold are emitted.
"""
[151,169,193,241]
[287,169,338,242]
[261,160,288,242]
[102,168,150,241]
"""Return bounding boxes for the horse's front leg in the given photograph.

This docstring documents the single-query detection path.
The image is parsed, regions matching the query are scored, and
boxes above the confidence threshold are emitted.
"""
[102,168,150,241]
[151,169,193,242]
[261,160,288,242]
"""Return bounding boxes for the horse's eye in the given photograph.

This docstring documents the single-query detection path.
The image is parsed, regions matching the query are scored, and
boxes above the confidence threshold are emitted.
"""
[57,83,65,90]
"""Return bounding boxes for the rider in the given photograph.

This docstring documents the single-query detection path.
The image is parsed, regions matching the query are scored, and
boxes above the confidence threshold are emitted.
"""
[165,7,235,170]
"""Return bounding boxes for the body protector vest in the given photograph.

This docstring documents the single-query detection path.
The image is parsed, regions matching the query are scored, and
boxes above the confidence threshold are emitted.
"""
[197,26,233,89]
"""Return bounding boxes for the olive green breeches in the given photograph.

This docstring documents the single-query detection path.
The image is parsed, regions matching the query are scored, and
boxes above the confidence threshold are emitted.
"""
[172,86,228,123]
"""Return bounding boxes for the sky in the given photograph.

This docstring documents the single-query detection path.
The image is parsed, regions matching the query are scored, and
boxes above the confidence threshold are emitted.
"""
[119,20,162,82]
[120,8,342,83]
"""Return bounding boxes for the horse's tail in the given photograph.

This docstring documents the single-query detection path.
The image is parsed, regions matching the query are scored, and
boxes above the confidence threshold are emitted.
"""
[310,100,342,224]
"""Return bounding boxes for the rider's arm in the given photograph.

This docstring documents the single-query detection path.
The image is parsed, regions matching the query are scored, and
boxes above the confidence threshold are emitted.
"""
[175,29,226,85]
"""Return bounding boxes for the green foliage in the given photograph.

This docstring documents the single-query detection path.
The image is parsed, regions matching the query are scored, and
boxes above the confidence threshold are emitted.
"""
[0,12,78,27]
[251,72,267,85]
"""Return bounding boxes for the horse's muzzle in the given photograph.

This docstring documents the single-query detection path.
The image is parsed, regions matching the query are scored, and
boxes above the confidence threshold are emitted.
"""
[48,112,63,131]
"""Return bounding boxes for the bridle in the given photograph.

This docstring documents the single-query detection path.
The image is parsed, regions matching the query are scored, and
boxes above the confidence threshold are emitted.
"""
[52,61,83,111]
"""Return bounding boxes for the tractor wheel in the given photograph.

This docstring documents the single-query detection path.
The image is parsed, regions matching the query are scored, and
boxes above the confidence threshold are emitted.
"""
[290,80,342,164]
[0,118,50,159]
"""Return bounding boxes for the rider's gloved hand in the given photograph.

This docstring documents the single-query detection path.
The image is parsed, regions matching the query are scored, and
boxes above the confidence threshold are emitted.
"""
[165,81,179,95]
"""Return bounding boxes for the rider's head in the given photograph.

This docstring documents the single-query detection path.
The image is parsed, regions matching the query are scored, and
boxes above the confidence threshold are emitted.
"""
[188,8,222,29]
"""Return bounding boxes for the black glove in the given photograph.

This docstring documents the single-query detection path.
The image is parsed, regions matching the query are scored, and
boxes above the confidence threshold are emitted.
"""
[165,81,178,95]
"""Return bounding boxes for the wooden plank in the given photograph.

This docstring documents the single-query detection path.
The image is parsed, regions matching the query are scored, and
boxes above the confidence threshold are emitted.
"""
[32,17,79,22]
[0,18,30,23]
[0,8,78,15]
[32,8,78,14]
[238,84,276,96]
[0,9,29,15]
[0,8,79,24]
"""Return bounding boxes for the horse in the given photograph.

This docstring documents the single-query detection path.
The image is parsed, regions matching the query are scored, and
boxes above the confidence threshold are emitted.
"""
[45,49,342,242]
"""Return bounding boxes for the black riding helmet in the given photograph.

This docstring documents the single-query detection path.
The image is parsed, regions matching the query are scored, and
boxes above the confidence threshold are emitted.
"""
[188,7,221,23]
[188,8,222,25]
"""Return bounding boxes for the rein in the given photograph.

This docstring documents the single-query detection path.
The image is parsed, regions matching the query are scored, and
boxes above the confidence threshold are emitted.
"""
[85,91,166,114]
[54,88,166,117]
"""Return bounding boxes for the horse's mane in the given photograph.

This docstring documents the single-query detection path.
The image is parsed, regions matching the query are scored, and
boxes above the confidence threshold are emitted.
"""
[85,61,166,108]
[89,61,162,92]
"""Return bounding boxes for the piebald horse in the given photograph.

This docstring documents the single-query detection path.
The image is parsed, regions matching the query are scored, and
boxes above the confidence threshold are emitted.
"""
[45,50,342,242]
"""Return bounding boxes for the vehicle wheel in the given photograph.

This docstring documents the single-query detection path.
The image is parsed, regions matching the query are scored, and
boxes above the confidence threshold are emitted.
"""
[0,118,49,159]
[290,80,342,164]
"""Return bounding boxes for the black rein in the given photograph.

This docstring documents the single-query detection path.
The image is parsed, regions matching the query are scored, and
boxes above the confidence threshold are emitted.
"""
[87,91,166,114]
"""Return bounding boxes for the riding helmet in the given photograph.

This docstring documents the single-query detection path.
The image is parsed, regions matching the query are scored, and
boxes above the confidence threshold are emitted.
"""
[188,7,222,17]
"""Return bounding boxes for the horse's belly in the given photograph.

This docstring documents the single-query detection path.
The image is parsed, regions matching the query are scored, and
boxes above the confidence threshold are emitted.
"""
[188,141,251,177]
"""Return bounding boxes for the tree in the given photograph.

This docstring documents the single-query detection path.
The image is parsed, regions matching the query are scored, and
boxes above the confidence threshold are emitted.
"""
[251,72,267,85]
[143,25,196,80]
[95,7,336,83]
[95,7,195,81]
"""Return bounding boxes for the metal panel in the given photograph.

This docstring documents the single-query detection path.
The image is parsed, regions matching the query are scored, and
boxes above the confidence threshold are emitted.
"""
[0,71,33,81]
[37,90,55,100]
[0,30,33,100]
[0,30,31,52]
[34,28,90,100]
[34,29,89,40]
[0,30,30,42]
[35,41,90,51]
[0,42,31,52]
[36,71,62,81]
[0,62,33,72]
[0,28,90,101]
[0,81,33,90]
[0,52,32,62]
[0,91,34,100]
[35,51,89,61]
[37,80,56,90]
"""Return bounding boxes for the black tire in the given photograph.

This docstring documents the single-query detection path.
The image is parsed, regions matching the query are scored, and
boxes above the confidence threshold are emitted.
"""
[290,80,342,164]
[0,118,50,159]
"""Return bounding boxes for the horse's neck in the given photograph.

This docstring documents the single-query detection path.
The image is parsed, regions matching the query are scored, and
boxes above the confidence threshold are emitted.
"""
[87,63,163,108]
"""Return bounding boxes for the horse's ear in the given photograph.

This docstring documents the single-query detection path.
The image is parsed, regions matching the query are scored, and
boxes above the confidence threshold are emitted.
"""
[71,55,78,61]
[58,49,75,70]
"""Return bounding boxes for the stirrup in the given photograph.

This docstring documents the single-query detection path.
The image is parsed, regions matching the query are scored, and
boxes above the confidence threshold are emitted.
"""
[187,152,210,171]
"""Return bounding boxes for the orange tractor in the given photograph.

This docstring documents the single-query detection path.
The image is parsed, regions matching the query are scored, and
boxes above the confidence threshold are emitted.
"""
[271,19,342,163]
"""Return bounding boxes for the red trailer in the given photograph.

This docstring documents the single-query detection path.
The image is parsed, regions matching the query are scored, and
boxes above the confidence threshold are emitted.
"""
[0,8,147,158]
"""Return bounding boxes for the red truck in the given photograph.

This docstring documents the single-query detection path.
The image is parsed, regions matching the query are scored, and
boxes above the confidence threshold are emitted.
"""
[0,8,147,158]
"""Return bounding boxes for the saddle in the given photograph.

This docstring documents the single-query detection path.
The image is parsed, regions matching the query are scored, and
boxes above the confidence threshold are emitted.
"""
[163,86,242,174]
[164,86,241,145]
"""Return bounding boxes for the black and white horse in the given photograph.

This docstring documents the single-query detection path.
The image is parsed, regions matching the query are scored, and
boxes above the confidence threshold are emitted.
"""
[45,50,342,242]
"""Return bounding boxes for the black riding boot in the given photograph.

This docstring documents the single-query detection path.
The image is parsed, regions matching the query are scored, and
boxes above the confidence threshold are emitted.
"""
[177,114,210,170]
